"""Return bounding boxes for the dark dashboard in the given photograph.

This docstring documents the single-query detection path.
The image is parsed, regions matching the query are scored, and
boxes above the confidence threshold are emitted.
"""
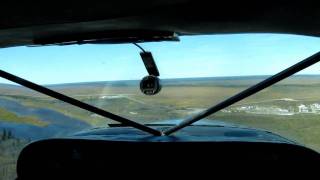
[16,126,320,179]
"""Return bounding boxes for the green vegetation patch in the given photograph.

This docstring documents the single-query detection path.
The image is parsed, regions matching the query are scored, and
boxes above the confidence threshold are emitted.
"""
[212,112,320,152]
[0,108,48,127]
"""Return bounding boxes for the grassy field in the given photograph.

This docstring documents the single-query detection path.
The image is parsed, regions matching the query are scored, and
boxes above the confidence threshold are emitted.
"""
[0,75,320,179]
[212,112,320,151]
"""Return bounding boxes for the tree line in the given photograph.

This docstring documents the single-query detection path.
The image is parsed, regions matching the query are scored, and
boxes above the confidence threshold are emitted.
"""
[1,129,14,141]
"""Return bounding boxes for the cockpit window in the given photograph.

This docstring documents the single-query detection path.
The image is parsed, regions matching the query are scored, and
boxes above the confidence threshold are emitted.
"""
[1,34,320,178]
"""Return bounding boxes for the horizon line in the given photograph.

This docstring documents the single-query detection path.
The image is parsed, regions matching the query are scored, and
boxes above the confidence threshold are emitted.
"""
[0,74,319,87]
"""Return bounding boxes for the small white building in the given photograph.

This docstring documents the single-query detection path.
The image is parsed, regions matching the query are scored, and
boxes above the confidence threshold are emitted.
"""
[298,104,309,113]
[310,103,320,112]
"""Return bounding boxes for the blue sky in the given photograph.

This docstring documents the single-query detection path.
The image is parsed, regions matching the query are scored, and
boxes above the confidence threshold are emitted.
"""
[0,33,320,84]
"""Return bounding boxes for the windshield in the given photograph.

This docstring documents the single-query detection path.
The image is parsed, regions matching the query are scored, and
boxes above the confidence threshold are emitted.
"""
[1,34,320,179]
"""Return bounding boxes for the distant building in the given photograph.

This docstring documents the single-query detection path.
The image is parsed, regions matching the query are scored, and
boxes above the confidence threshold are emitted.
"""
[310,103,320,113]
[298,104,309,113]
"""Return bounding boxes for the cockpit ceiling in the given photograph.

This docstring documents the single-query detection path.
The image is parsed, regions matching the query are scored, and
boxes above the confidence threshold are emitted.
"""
[1,0,320,47]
